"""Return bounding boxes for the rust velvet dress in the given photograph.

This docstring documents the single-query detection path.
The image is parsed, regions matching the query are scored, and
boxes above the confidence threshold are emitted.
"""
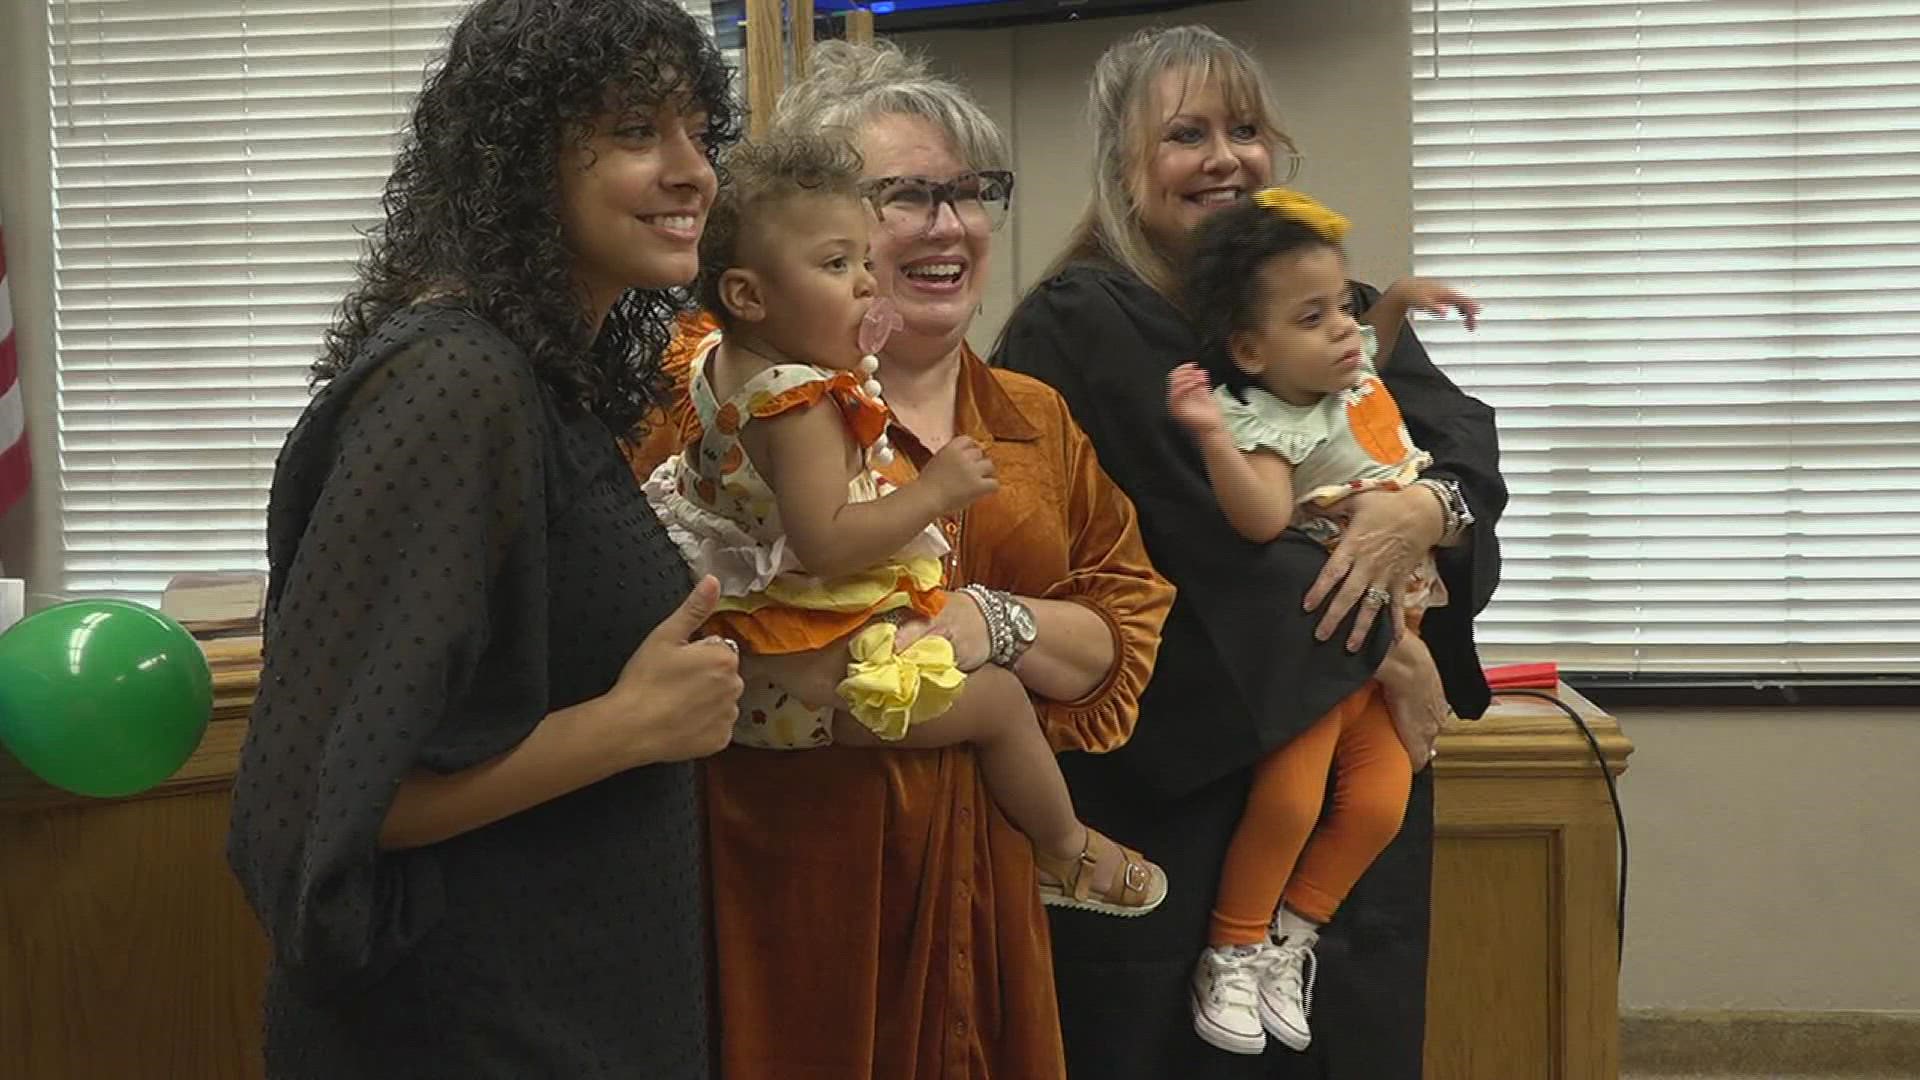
[626,312,1176,1079]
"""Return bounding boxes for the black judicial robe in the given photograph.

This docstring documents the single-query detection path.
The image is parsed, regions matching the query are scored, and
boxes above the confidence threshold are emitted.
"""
[994,260,1506,1079]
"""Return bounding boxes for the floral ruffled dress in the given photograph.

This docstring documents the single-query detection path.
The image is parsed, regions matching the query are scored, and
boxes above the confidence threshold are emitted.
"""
[643,331,963,749]
[1213,326,1448,611]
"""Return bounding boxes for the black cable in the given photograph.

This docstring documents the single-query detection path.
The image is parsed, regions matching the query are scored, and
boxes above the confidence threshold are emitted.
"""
[1488,689,1628,965]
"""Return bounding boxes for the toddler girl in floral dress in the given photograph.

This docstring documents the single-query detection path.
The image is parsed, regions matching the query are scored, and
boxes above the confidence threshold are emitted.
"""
[646,133,1165,916]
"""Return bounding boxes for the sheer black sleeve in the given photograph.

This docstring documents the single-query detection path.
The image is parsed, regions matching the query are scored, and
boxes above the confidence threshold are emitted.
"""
[228,313,551,1001]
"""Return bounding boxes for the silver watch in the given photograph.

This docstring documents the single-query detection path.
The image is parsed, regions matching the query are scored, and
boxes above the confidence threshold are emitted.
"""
[1001,593,1038,667]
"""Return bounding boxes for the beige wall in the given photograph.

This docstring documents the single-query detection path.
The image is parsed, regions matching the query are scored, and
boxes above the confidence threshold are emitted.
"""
[1614,706,1920,1012]
[898,0,1414,355]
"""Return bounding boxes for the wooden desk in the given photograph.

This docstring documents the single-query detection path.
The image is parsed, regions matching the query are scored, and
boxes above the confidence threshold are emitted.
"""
[1427,686,1633,1080]
[2,648,1628,1079]
[0,639,268,1080]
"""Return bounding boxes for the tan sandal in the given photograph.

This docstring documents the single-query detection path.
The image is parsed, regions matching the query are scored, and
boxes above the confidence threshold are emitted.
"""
[1036,829,1168,918]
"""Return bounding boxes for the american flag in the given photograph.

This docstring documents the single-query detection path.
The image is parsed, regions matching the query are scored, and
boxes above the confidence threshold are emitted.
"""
[0,216,27,516]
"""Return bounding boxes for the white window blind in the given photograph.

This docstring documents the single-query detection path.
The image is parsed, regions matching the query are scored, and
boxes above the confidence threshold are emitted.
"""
[1410,0,1920,675]
[47,0,715,604]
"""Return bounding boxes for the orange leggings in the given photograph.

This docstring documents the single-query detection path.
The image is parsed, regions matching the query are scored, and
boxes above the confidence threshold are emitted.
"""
[1208,680,1414,946]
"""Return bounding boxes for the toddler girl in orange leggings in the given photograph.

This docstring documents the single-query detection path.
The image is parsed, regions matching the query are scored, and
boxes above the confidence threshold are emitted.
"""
[1166,188,1479,1055]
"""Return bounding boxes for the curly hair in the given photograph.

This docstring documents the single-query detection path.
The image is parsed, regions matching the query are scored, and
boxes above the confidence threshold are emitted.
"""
[315,0,742,437]
[1186,199,1340,401]
[770,40,1008,172]
[696,132,866,327]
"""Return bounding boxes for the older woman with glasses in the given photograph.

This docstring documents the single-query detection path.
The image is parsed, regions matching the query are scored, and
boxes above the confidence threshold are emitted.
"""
[625,40,1174,1079]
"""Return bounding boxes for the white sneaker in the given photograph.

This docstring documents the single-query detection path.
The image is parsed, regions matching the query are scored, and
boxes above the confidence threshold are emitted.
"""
[1258,930,1318,1051]
[1190,945,1267,1055]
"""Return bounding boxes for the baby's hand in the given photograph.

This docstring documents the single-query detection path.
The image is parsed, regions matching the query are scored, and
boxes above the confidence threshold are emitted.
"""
[1167,363,1225,439]
[1384,278,1481,330]
[920,435,999,513]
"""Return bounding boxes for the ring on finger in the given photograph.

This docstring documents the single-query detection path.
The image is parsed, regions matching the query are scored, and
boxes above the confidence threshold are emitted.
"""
[1363,585,1392,607]
[709,636,739,654]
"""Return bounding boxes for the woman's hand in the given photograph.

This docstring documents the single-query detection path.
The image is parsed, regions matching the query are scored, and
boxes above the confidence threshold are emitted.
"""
[893,592,992,672]
[1375,621,1448,771]
[376,579,740,850]
[600,576,745,765]
[1304,487,1446,650]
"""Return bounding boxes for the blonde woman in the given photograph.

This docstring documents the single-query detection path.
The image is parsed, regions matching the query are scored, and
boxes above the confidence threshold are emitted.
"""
[995,25,1507,1079]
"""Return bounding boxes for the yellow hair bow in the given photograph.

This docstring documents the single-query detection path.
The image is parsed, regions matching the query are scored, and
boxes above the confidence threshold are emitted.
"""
[1250,187,1351,243]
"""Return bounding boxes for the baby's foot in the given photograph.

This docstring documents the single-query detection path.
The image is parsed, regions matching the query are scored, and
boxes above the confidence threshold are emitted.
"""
[1035,828,1167,917]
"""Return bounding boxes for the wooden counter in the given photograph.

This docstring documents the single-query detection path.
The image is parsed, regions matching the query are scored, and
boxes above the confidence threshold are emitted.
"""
[1,645,1629,1078]
[0,639,268,1080]
[1428,686,1633,1080]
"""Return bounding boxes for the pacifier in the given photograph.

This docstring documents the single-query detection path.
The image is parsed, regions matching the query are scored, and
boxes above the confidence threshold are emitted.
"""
[858,298,906,466]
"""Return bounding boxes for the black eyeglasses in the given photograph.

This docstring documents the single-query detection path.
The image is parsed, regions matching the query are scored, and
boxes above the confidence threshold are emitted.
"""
[857,170,1015,237]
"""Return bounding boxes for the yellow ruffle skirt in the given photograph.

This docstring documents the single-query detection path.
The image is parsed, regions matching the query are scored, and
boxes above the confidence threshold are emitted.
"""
[836,622,967,740]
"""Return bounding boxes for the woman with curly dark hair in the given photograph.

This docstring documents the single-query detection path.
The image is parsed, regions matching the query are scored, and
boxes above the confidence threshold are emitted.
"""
[226,2,744,1076]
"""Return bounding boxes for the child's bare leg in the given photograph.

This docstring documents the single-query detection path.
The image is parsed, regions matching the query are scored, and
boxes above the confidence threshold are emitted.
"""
[832,664,1086,861]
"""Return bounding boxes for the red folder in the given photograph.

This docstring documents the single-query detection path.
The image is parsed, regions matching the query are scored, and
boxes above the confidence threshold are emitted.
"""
[1484,662,1559,690]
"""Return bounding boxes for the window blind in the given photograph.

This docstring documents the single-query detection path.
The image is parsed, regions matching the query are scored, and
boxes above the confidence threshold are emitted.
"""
[47,0,716,604]
[1410,0,1920,675]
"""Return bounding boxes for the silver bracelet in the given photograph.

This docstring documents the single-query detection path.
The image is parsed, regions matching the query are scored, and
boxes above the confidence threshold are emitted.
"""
[959,583,1036,668]
[1415,477,1474,545]
[960,584,1011,668]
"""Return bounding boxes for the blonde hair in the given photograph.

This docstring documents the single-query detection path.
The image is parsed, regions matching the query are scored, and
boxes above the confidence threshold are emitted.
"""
[1044,25,1296,302]
[771,39,1009,172]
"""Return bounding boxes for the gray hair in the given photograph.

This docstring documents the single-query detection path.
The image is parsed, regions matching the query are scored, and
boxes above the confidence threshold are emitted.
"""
[770,39,1009,173]
[1044,24,1295,302]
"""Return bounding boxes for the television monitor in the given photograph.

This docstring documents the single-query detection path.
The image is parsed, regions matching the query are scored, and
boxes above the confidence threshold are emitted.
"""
[706,0,1246,69]
[813,0,1244,32]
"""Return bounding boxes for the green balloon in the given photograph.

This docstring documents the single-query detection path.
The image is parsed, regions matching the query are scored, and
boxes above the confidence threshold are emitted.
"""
[0,599,213,798]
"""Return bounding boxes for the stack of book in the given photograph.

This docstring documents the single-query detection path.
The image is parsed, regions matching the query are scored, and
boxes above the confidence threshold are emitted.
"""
[160,572,266,640]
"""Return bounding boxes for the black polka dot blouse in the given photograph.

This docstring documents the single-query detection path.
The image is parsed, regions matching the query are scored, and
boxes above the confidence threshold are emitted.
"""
[227,303,708,1078]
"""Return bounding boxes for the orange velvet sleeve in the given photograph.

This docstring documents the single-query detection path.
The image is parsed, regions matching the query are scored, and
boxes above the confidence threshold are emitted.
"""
[623,309,719,480]
[1031,396,1176,755]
